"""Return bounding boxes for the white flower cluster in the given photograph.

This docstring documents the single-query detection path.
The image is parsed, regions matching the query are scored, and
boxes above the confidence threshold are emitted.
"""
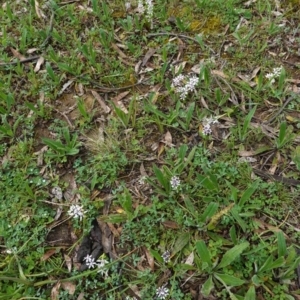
[170,176,180,190]
[202,116,219,135]
[137,0,153,20]
[125,297,137,300]
[156,285,169,299]
[162,250,171,263]
[83,254,109,276]
[171,74,198,100]
[266,66,282,84]
[68,204,86,221]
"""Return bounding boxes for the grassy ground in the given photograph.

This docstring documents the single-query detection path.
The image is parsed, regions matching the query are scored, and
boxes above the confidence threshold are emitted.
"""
[1,0,300,299]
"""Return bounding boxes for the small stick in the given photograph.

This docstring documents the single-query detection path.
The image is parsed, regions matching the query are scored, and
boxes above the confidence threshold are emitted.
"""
[0,55,40,67]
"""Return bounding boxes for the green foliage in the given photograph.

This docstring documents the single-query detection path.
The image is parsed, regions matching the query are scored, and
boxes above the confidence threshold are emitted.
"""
[42,127,81,162]
[1,0,299,298]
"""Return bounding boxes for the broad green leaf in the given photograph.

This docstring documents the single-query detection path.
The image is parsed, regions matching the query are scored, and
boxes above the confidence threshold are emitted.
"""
[119,189,133,217]
[149,249,163,263]
[229,226,237,245]
[195,240,212,266]
[153,165,168,191]
[259,256,285,273]
[97,214,127,223]
[172,232,190,255]
[244,286,256,300]
[230,207,247,232]
[217,242,249,269]
[199,202,218,223]
[183,196,197,218]
[197,174,218,191]
[277,231,286,257]
[239,182,258,207]
[214,272,245,286]
[201,275,214,297]
[251,274,262,285]
[277,122,287,148]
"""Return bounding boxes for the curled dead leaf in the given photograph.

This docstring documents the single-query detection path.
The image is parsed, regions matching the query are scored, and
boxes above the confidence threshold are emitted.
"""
[34,56,45,72]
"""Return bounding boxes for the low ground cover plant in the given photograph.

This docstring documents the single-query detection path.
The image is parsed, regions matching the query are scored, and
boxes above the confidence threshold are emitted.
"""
[1,0,300,299]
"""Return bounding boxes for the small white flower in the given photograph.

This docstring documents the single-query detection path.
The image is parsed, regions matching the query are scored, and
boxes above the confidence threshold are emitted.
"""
[171,74,185,87]
[83,254,97,269]
[162,250,171,263]
[137,0,153,20]
[97,258,109,276]
[125,2,131,11]
[156,285,169,299]
[171,74,198,100]
[68,204,86,221]
[125,297,137,300]
[137,0,145,13]
[138,176,147,185]
[6,247,17,254]
[266,66,283,83]
[51,186,62,200]
[170,176,180,190]
[201,116,219,135]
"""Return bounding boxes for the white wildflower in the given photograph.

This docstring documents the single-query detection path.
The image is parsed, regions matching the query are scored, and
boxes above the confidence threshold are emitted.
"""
[137,0,153,21]
[170,176,180,190]
[156,285,169,299]
[266,66,283,84]
[171,74,198,100]
[138,176,147,185]
[125,2,131,11]
[201,116,219,135]
[83,254,97,269]
[97,258,109,276]
[162,250,171,263]
[68,204,86,221]
[125,297,137,300]
[51,186,62,200]
[137,0,145,14]
[171,74,185,87]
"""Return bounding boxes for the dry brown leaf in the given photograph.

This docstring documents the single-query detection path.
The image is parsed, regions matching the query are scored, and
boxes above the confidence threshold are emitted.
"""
[61,281,76,295]
[58,80,74,96]
[97,220,112,254]
[142,48,156,66]
[163,131,173,146]
[34,0,45,19]
[157,142,165,158]
[200,96,209,109]
[137,255,146,271]
[91,90,110,113]
[51,281,61,300]
[64,254,72,272]
[144,247,155,271]
[77,292,85,300]
[107,223,120,238]
[185,251,194,266]
[34,56,45,73]
[112,92,130,110]
[34,145,48,166]
[27,48,38,54]
[10,47,26,60]
[41,248,58,261]
[211,70,228,79]
[175,61,187,74]
[111,43,128,59]
[162,220,179,229]
[238,150,256,157]
[140,163,148,177]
